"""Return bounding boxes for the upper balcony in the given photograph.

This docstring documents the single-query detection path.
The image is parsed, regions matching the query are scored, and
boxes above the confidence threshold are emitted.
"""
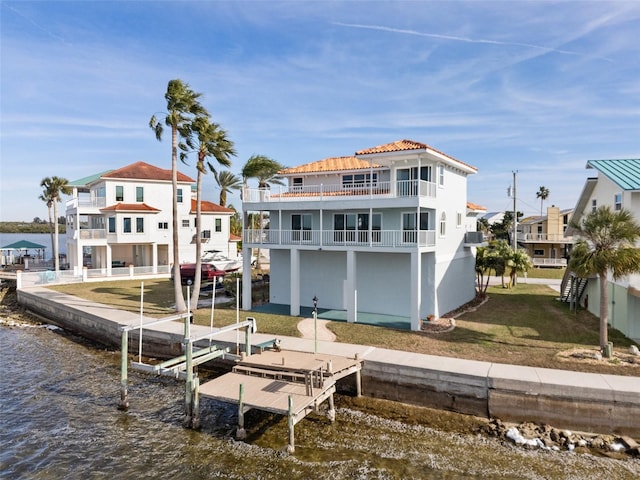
[243,179,436,204]
[66,196,107,214]
[244,228,436,249]
[517,232,573,243]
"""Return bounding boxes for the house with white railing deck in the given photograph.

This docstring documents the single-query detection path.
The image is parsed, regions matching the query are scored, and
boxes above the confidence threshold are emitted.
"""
[241,139,484,331]
[517,206,574,267]
[64,161,236,276]
[567,158,640,342]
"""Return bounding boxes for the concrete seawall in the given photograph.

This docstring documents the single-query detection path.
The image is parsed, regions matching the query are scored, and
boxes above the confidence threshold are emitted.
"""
[17,287,640,436]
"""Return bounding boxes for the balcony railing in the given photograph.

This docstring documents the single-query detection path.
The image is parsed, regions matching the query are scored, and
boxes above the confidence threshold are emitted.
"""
[75,229,107,240]
[244,229,436,248]
[243,179,436,203]
[66,197,107,209]
[532,258,567,267]
[517,233,572,242]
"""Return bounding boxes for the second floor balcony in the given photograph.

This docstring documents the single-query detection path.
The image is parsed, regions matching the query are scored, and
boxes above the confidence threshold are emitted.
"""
[517,232,572,243]
[244,228,436,248]
[243,179,436,204]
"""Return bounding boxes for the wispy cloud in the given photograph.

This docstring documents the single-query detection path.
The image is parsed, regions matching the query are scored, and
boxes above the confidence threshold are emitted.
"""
[332,22,613,62]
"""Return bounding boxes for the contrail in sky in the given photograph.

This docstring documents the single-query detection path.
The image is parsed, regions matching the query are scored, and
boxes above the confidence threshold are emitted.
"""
[333,22,608,60]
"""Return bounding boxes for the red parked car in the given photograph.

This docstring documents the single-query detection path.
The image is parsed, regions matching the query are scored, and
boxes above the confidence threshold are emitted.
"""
[175,263,226,285]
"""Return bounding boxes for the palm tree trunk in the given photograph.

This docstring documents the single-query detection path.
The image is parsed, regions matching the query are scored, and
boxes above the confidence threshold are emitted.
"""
[172,126,187,312]
[598,272,609,355]
[53,201,60,272]
[190,167,204,311]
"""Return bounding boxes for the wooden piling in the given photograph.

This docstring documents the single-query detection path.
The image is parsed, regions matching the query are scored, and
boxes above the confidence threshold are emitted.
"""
[118,329,129,411]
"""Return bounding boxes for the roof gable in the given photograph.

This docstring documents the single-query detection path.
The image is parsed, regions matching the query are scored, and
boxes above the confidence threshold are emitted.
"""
[355,139,477,172]
[101,161,195,183]
[587,159,640,190]
[191,199,234,214]
[280,156,381,175]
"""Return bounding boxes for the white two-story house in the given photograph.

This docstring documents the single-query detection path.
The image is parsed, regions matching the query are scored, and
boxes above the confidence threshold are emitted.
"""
[241,139,482,331]
[65,161,236,274]
[568,158,640,342]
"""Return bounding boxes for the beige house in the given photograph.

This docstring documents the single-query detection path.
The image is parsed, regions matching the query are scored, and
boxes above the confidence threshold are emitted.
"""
[517,206,574,267]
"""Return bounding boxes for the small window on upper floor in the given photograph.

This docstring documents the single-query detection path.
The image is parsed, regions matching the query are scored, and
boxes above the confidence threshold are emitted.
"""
[177,188,183,203]
[591,199,597,213]
[136,186,144,202]
[292,177,303,192]
[215,218,222,232]
[136,217,144,233]
[439,212,446,237]
[182,219,190,228]
[116,185,124,202]
[438,165,445,187]
[123,217,131,233]
[108,217,116,233]
[456,212,462,228]
[614,193,622,211]
[158,222,168,230]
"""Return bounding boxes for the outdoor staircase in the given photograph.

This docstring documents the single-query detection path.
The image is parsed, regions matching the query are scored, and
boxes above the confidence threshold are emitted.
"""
[559,269,588,304]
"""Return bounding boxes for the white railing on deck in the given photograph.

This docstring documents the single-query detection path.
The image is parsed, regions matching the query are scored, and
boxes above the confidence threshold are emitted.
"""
[532,258,567,267]
[244,229,436,248]
[518,233,572,242]
[243,179,436,203]
[18,264,172,288]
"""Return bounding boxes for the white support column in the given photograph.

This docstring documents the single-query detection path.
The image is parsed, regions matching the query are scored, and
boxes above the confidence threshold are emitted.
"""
[410,250,422,331]
[106,245,113,277]
[241,246,252,311]
[290,249,300,316]
[346,250,356,323]
[152,243,158,274]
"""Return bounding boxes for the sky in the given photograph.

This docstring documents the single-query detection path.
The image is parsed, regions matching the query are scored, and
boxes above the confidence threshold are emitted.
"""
[1,0,639,222]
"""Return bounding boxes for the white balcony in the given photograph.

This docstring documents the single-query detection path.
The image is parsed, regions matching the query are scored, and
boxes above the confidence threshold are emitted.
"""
[74,229,107,240]
[517,233,572,243]
[532,258,567,267]
[244,229,436,248]
[243,180,436,203]
[66,196,107,211]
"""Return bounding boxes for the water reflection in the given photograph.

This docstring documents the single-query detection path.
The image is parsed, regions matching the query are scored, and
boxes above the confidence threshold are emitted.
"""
[1,322,638,479]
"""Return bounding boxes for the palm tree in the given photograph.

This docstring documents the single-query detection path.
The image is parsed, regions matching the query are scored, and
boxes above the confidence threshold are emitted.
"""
[536,186,550,216]
[227,204,242,237]
[507,248,533,288]
[214,170,242,207]
[39,176,71,272]
[187,116,235,310]
[241,155,285,269]
[569,206,640,356]
[150,79,208,313]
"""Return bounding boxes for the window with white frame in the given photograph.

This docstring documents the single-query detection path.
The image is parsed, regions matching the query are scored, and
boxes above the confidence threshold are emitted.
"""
[439,212,446,237]
[438,165,444,187]
[158,222,168,230]
[123,217,132,233]
[116,185,124,202]
[136,186,144,202]
[292,177,303,192]
[177,188,183,203]
[108,217,116,233]
[215,218,222,232]
[456,212,462,228]
[534,249,544,256]
[136,217,144,233]
[334,213,381,243]
[614,193,622,211]
[591,199,597,213]
[182,219,190,228]
[342,173,377,189]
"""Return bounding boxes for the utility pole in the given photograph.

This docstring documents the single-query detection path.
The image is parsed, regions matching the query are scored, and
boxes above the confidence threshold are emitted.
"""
[512,170,518,250]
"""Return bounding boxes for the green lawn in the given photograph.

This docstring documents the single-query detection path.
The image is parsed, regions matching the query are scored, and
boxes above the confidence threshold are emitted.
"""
[48,278,638,376]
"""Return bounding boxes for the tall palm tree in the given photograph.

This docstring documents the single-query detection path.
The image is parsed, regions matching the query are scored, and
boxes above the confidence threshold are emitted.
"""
[214,170,242,207]
[150,79,208,313]
[569,206,640,356]
[536,186,550,216]
[187,116,235,310]
[39,176,71,272]
[241,155,285,269]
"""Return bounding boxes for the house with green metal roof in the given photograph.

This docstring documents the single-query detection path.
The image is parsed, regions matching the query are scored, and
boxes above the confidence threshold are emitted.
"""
[568,158,640,342]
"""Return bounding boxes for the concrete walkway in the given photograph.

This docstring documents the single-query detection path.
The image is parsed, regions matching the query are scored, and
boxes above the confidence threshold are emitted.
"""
[297,317,336,342]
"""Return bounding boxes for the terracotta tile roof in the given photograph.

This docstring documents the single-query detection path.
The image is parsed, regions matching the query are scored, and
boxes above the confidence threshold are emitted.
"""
[191,199,234,214]
[280,156,381,175]
[229,234,241,242]
[102,161,195,183]
[466,201,486,211]
[356,139,477,172]
[101,203,160,212]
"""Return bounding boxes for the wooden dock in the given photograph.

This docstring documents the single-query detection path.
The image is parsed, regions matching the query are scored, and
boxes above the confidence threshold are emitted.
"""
[199,350,362,452]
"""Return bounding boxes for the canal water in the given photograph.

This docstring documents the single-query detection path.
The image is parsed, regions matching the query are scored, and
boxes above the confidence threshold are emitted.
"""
[1,319,639,479]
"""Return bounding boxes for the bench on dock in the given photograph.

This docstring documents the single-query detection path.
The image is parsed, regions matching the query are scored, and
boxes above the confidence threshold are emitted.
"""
[253,338,281,353]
